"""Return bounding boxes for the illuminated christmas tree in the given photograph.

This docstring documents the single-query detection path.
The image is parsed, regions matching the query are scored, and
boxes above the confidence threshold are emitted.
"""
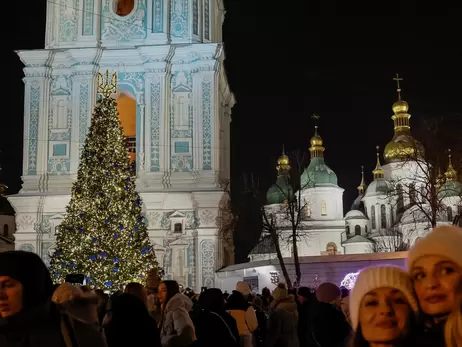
[49,71,158,291]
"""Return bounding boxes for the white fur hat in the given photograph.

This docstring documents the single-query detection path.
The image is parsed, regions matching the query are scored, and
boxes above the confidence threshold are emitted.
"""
[407,225,462,271]
[349,266,419,331]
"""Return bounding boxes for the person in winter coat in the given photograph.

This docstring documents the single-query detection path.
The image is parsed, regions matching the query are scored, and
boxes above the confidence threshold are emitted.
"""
[225,281,258,347]
[348,266,419,347]
[407,225,462,347]
[104,293,160,347]
[158,280,196,347]
[310,282,351,347]
[0,250,107,347]
[266,283,299,347]
[252,296,267,347]
[192,288,239,347]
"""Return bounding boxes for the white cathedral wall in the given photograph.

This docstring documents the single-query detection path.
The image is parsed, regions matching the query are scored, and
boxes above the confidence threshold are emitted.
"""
[344,243,371,255]
[300,186,344,220]
[8,191,225,292]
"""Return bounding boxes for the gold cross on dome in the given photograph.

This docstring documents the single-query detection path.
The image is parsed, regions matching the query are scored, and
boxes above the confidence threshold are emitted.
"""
[393,73,403,100]
[97,70,118,98]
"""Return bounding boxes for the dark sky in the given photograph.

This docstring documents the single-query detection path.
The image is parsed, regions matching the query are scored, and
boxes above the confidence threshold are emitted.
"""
[5,1,462,212]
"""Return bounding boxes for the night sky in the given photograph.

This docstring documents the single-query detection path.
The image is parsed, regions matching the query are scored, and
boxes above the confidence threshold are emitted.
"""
[6,2,462,214]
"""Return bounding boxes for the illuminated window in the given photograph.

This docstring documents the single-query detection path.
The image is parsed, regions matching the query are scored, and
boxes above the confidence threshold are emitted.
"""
[321,200,326,216]
[115,0,134,16]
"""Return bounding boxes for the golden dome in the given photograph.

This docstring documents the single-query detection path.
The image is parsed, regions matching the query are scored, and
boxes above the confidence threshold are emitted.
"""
[277,153,289,167]
[445,149,458,181]
[384,134,424,163]
[310,126,323,146]
[392,100,409,114]
[310,135,323,147]
[276,148,291,175]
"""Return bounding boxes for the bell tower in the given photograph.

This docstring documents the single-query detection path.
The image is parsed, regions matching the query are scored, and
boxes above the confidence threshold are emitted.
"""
[45,0,226,49]
[11,0,234,291]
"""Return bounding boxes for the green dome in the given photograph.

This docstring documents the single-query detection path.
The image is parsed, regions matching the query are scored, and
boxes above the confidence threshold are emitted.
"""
[300,157,338,188]
[364,179,390,197]
[266,176,294,205]
[438,180,462,199]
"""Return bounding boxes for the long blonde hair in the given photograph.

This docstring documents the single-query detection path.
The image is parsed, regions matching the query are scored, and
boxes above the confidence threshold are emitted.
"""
[445,280,462,347]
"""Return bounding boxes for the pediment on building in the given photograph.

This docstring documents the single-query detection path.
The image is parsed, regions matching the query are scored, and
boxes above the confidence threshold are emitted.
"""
[173,85,191,93]
[49,213,66,221]
[169,211,186,219]
[167,237,190,247]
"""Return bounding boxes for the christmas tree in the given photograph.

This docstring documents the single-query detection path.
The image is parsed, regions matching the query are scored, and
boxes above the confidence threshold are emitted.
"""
[49,71,158,291]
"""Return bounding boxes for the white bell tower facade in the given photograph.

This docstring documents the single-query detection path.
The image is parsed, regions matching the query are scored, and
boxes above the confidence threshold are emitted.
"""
[9,0,235,291]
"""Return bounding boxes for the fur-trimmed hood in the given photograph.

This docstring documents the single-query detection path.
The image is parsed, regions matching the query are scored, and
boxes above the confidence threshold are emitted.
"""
[270,294,298,314]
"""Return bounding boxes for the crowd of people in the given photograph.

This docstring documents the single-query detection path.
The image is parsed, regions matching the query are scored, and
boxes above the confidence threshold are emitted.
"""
[0,224,461,347]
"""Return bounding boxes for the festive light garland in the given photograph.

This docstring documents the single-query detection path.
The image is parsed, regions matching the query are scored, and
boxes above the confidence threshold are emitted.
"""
[340,272,359,290]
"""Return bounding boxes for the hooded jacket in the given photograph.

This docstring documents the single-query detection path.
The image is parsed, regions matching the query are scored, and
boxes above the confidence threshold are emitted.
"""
[160,293,196,347]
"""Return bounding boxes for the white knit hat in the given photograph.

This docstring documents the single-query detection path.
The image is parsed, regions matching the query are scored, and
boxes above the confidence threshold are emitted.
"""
[349,266,419,331]
[407,225,462,271]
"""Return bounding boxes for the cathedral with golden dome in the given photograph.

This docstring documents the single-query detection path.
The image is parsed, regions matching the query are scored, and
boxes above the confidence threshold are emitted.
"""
[250,75,462,260]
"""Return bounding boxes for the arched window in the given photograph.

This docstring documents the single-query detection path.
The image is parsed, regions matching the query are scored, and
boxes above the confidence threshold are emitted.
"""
[380,204,387,229]
[371,206,376,229]
[3,224,8,237]
[397,184,404,212]
[365,225,368,234]
[355,225,361,235]
[346,225,350,235]
[321,200,327,216]
[409,183,416,206]
[420,185,426,202]
[447,207,453,222]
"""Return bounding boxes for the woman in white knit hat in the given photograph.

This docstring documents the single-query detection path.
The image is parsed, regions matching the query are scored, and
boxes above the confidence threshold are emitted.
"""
[407,225,462,347]
[348,265,419,347]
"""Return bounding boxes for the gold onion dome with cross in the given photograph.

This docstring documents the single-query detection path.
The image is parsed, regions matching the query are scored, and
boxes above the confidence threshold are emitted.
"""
[384,73,425,163]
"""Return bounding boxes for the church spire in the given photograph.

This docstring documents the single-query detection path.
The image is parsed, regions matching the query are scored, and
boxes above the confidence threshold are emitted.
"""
[357,165,367,193]
[309,114,325,159]
[391,73,411,132]
[444,149,458,181]
[373,146,385,180]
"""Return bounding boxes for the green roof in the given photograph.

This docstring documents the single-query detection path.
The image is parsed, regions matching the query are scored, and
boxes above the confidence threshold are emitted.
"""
[266,175,294,205]
[438,180,462,199]
[300,157,338,188]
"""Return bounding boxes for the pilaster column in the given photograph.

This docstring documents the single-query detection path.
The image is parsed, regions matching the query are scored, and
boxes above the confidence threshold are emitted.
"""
[144,72,170,173]
[21,69,52,192]
[70,71,97,173]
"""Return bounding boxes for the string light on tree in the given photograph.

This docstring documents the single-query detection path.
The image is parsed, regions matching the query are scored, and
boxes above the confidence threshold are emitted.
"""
[49,70,160,291]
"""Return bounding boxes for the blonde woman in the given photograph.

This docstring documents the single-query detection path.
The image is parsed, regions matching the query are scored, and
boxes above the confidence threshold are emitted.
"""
[348,266,418,347]
[408,225,462,347]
